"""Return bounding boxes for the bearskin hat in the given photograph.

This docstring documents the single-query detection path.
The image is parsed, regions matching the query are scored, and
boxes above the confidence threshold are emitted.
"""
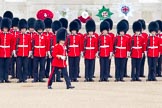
[73,19,82,30]
[85,19,96,33]
[34,20,45,31]
[138,19,146,30]
[28,18,36,29]
[1,18,12,30]
[56,28,67,43]
[3,11,13,19]
[51,20,62,33]
[148,21,159,33]
[132,21,142,33]
[117,21,128,34]
[59,18,68,29]
[156,20,162,32]
[44,18,52,28]
[12,17,19,27]
[100,21,110,32]
[103,18,113,30]
[69,21,79,32]
[18,19,28,30]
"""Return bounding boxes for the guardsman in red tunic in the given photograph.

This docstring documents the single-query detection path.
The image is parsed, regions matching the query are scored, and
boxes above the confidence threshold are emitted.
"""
[114,21,130,82]
[66,21,82,82]
[0,18,15,83]
[98,21,113,82]
[43,18,53,78]
[73,19,83,78]
[131,21,146,81]
[103,18,114,78]
[14,19,32,83]
[121,19,131,78]
[32,20,50,82]
[83,19,98,82]
[146,21,160,81]
[10,17,20,79]
[27,17,37,78]
[48,28,75,89]
[138,19,148,77]
[50,20,62,82]
[156,20,162,77]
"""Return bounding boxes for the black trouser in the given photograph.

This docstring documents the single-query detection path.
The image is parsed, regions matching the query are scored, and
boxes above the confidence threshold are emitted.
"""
[131,58,141,80]
[108,59,111,77]
[140,55,145,76]
[77,57,81,77]
[99,57,110,80]
[45,57,51,78]
[0,58,11,81]
[148,57,158,80]
[85,59,95,80]
[68,56,80,81]
[28,58,33,78]
[16,57,28,81]
[156,55,162,76]
[11,57,16,78]
[124,58,128,76]
[92,59,96,77]
[48,67,71,87]
[115,58,126,80]
[33,57,46,81]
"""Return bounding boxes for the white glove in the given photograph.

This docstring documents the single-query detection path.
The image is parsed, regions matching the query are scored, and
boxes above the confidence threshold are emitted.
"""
[12,50,17,57]
[96,52,99,58]
[142,53,144,58]
[144,51,147,57]
[127,51,130,58]
[28,51,32,58]
[60,56,66,60]
[47,51,52,58]
[109,52,113,59]
[80,52,84,57]
[159,53,161,58]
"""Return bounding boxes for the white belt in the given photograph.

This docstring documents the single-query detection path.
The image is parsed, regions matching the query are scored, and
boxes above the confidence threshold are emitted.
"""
[148,46,158,49]
[34,46,45,48]
[100,45,109,48]
[132,46,142,49]
[160,44,162,46]
[116,46,126,49]
[69,45,79,48]
[51,46,54,48]
[18,45,28,47]
[85,47,95,50]
[0,45,10,48]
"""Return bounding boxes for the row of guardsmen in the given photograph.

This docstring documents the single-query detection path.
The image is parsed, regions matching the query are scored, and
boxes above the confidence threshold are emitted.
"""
[0,11,162,89]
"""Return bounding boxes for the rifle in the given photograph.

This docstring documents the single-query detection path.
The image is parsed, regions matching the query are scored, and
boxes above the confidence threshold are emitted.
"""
[113,35,118,54]
[83,37,87,56]
[16,36,20,55]
[50,37,53,54]
[130,36,134,56]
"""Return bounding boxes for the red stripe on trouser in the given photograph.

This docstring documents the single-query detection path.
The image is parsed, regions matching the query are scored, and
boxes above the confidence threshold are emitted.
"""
[48,67,55,86]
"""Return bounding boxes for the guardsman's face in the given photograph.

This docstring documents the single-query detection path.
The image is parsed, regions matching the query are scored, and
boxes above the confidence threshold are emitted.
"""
[3,28,9,33]
[13,27,18,31]
[135,31,140,36]
[37,29,43,34]
[88,31,93,35]
[158,30,161,34]
[29,28,35,33]
[151,31,156,36]
[46,28,51,32]
[102,30,108,35]
[71,30,77,35]
[59,40,65,45]
[119,31,125,36]
[21,28,26,34]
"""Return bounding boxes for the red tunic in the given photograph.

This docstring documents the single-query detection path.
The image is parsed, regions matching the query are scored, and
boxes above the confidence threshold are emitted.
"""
[98,34,113,57]
[52,44,67,68]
